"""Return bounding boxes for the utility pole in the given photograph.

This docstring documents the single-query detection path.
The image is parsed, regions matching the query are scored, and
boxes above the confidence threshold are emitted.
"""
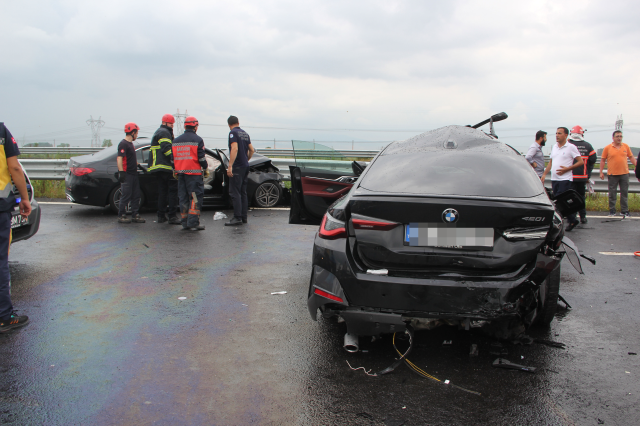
[615,114,623,131]
[173,109,188,136]
[86,116,105,148]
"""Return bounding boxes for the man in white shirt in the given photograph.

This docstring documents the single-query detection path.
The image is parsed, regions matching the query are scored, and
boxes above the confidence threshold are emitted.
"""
[541,127,584,231]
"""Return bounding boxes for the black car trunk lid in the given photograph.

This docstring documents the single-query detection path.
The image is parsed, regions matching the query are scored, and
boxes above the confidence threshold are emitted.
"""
[349,195,554,274]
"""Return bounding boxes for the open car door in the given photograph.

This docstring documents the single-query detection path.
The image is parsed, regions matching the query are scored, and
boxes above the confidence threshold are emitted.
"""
[289,141,359,225]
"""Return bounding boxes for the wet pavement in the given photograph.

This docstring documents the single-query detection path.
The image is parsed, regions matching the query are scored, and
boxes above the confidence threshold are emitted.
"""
[1,203,639,425]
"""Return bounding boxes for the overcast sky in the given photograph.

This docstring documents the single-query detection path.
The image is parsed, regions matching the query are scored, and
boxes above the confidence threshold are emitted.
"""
[1,0,639,152]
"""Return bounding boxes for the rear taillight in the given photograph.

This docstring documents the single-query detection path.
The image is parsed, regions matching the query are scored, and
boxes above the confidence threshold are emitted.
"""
[352,218,399,231]
[70,167,95,176]
[319,212,347,240]
[313,288,344,303]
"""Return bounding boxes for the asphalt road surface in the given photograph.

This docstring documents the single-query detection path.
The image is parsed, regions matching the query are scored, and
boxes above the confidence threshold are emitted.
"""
[1,203,639,425]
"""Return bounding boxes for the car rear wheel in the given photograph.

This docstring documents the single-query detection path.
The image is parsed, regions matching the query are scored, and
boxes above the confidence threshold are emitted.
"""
[535,263,561,327]
[253,181,282,208]
[109,186,145,214]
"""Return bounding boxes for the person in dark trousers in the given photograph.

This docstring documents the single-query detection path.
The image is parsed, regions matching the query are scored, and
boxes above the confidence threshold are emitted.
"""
[541,127,583,232]
[225,115,255,226]
[149,113,180,225]
[117,123,145,224]
[0,123,31,332]
[172,116,208,231]
[568,125,597,224]
[599,131,637,218]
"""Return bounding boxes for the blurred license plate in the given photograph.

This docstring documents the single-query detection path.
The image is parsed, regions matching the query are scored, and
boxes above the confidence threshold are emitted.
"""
[404,223,493,248]
[11,214,28,229]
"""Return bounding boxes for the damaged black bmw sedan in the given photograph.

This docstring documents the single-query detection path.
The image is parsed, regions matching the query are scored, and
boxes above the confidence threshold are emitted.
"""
[289,113,591,351]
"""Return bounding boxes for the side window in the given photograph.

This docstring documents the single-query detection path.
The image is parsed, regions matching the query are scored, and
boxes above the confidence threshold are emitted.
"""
[137,148,150,164]
[291,140,354,174]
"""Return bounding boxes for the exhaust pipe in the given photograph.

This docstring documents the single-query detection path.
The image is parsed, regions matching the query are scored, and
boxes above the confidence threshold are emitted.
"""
[344,333,359,353]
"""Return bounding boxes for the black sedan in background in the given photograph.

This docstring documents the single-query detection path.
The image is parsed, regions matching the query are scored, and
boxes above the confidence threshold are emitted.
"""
[65,144,286,213]
[289,113,591,351]
[11,165,41,243]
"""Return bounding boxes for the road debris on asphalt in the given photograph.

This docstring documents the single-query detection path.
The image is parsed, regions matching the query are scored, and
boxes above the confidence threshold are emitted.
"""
[442,340,452,345]
[178,297,187,300]
[213,212,227,220]
[143,243,149,248]
[469,344,479,357]
[492,358,537,373]
[534,339,566,349]
[271,291,287,295]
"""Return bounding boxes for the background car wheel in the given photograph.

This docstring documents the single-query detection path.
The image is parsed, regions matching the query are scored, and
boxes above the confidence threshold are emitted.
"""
[535,263,561,327]
[253,181,282,208]
[109,186,145,214]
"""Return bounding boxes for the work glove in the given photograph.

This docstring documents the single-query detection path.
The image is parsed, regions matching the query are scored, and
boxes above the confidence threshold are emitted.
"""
[203,169,210,179]
[118,171,126,183]
[173,171,178,180]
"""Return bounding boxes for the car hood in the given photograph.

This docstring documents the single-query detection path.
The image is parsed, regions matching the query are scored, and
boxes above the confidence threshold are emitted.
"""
[219,150,272,167]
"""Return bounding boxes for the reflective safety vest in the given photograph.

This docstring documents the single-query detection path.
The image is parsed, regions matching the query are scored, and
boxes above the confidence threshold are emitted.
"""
[148,125,174,173]
[569,139,597,182]
[0,124,17,212]
[172,129,207,175]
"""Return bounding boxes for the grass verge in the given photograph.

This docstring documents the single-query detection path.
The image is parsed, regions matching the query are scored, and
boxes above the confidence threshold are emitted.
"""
[31,180,67,199]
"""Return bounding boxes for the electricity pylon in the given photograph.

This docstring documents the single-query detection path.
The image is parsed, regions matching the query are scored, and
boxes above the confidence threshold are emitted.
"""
[173,109,188,136]
[86,116,105,147]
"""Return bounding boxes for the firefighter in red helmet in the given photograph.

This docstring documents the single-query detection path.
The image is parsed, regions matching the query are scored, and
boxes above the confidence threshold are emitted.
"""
[568,125,597,224]
[171,116,208,230]
[117,123,145,223]
[148,113,180,225]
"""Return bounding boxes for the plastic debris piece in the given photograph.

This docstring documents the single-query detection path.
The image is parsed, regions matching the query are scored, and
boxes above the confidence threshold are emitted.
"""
[444,380,450,384]
[629,352,637,355]
[213,212,228,220]
[534,339,566,349]
[361,350,369,353]
[271,291,287,295]
[367,269,388,276]
[178,297,187,300]
[442,340,452,345]
[492,358,536,373]
[521,356,524,359]
[143,243,149,248]
[626,371,630,374]
[469,344,479,357]
[242,304,248,306]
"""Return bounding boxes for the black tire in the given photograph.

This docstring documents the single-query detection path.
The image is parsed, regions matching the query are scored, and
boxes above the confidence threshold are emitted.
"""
[109,186,145,214]
[536,263,561,327]
[253,181,282,208]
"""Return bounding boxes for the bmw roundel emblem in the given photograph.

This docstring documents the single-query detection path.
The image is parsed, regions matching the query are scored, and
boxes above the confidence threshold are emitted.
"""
[442,208,459,223]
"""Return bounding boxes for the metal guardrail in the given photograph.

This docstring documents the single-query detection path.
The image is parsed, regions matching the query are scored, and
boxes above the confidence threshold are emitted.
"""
[19,157,639,193]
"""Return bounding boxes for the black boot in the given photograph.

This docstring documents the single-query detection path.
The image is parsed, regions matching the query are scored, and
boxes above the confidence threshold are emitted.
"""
[225,217,243,226]
[157,215,167,223]
[167,216,181,225]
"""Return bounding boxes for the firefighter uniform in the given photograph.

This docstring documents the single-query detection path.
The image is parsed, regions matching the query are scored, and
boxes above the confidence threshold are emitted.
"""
[172,128,207,229]
[148,124,178,221]
[569,137,597,221]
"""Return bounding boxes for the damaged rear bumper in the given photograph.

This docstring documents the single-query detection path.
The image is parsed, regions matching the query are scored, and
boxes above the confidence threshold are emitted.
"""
[308,234,563,336]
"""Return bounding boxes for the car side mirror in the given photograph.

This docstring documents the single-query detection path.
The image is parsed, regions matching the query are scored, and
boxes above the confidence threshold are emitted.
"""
[553,189,585,217]
[352,161,367,176]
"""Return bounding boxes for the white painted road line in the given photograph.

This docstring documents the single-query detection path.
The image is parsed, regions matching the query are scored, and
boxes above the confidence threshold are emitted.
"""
[599,252,637,256]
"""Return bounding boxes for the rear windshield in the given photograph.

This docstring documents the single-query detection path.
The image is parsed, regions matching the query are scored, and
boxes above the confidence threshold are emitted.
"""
[358,150,544,198]
[84,145,118,161]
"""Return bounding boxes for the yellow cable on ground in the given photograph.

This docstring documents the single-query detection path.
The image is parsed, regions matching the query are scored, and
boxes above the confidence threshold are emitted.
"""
[392,333,481,396]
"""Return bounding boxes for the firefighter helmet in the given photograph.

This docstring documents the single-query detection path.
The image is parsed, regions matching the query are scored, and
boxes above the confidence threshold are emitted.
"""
[571,125,585,135]
[162,114,175,124]
[124,122,140,133]
[184,116,199,127]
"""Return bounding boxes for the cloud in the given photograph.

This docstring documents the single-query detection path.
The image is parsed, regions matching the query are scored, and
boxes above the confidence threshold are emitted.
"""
[1,0,640,151]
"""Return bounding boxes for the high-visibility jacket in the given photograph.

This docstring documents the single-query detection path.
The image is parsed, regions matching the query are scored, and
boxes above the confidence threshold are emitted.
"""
[148,125,174,173]
[569,139,597,182]
[0,123,19,212]
[172,129,207,175]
